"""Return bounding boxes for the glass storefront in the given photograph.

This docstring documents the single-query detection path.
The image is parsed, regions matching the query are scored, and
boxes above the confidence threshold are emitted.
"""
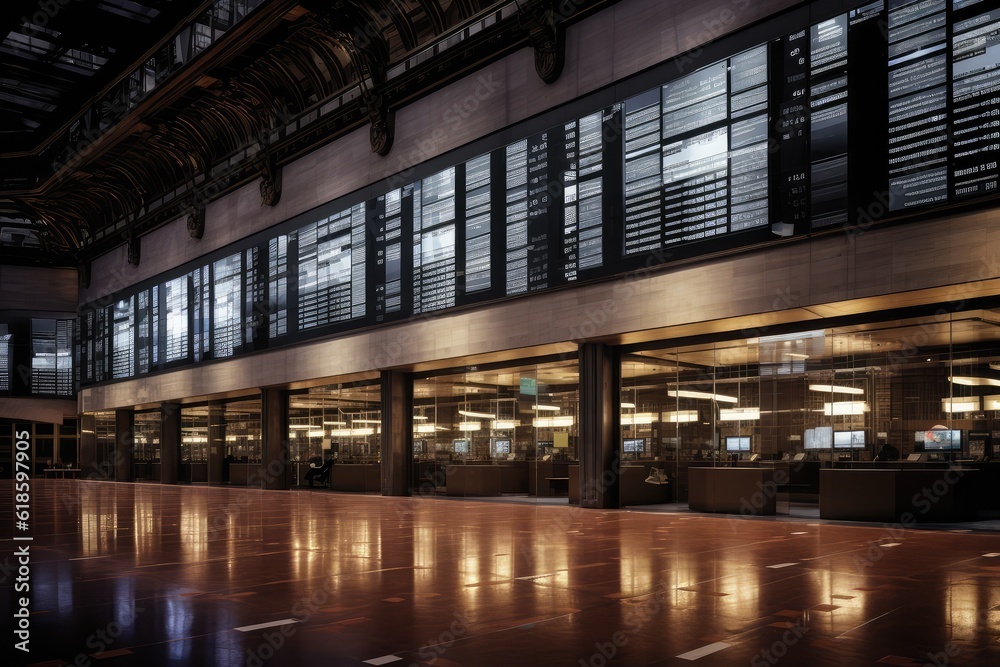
[133,411,161,481]
[622,310,1000,506]
[288,381,381,490]
[412,358,579,500]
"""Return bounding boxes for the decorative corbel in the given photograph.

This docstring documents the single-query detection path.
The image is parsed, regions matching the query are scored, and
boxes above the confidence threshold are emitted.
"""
[254,131,283,207]
[78,259,92,289]
[315,5,394,156]
[126,230,140,266]
[519,0,565,84]
[187,205,205,239]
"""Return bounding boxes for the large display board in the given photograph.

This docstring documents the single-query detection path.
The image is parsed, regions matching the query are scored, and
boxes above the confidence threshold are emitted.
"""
[80,0,1000,386]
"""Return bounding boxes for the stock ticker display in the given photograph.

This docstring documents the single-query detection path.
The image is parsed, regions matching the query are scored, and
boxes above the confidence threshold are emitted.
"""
[79,0,1000,385]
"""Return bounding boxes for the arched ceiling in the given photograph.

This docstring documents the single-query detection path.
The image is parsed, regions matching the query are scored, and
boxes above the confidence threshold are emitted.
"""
[0,0,617,266]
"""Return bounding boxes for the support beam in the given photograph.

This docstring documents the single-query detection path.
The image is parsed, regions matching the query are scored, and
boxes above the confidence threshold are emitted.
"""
[115,408,135,483]
[80,413,98,480]
[261,388,290,490]
[380,371,413,496]
[578,342,620,509]
[160,403,181,485]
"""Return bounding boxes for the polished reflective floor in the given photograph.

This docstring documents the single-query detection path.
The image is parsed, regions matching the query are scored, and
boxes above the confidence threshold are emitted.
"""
[2,480,999,666]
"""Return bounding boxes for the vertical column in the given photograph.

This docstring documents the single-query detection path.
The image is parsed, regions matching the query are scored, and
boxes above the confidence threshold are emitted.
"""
[261,388,289,490]
[380,370,413,496]
[578,342,621,509]
[115,408,134,482]
[160,403,181,484]
[207,402,225,485]
[80,413,97,479]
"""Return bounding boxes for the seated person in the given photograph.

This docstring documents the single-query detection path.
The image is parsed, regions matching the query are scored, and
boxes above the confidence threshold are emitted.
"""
[304,457,335,488]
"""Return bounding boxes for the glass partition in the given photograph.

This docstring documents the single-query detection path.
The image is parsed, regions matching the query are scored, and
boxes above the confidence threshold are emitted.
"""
[623,309,1000,508]
[413,359,578,500]
[287,381,381,489]
[133,411,161,481]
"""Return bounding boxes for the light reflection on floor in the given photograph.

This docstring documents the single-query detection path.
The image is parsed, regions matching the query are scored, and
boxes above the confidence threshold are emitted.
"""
[4,480,999,666]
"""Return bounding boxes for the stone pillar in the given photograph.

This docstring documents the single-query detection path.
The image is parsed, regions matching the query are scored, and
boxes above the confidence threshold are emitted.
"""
[160,403,181,485]
[578,342,621,509]
[261,388,289,490]
[115,408,134,482]
[80,413,98,479]
[380,370,413,496]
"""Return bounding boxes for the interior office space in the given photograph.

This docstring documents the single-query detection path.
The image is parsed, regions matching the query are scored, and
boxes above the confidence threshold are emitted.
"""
[2,0,1000,664]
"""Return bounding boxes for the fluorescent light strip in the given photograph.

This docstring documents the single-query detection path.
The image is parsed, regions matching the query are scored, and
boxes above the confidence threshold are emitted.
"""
[532,416,575,427]
[352,418,381,424]
[529,405,560,411]
[942,397,980,413]
[719,407,760,421]
[823,401,868,416]
[808,384,864,395]
[490,420,519,429]
[949,376,1000,387]
[667,390,739,404]
[458,410,497,419]
[458,421,481,432]
[620,402,636,409]
[662,410,698,423]
[621,412,656,425]
[323,421,347,426]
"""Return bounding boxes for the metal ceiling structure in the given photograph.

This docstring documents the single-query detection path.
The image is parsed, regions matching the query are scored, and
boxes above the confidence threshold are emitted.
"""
[0,0,618,268]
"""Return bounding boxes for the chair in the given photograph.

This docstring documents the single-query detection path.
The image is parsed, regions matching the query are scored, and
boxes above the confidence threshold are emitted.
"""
[644,467,668,485]
[305,459,335,488]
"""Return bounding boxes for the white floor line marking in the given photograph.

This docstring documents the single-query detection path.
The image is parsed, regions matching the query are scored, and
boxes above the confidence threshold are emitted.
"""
[880,543,901,547]
[233,619,299,632]
[676,642,731,661]
[836,606,903,638]
[363,655,403,665]
[766,562,798,569]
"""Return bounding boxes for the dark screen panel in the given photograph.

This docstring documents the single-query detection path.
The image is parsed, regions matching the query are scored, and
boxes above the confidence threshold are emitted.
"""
[809,13,850,229]
[465,153,492,293]
[952,6,1000,199]
[213,253,242,358]
[414,167,457,313]
[888,0,948,210]
[375,187,409,321]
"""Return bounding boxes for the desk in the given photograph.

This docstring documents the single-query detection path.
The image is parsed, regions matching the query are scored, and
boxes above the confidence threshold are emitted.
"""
[44,468,81,479]
[545,477,569,496]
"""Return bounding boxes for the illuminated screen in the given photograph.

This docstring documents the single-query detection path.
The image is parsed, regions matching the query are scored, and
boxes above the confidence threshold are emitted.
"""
[805,426,834,449]
[917,429,962,450]
[623,438,645,453]
[493,438,511,454]
[833,430,866,448]
[726,436,751,451]
[453,439,469,454]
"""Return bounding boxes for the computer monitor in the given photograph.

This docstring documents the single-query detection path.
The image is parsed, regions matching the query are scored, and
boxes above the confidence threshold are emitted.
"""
[833,430,866,448]
[492,438,511,455]
[916,429,961,451]
[623,438,645,453]
[725,436,751,452]
[453,439,469,454]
